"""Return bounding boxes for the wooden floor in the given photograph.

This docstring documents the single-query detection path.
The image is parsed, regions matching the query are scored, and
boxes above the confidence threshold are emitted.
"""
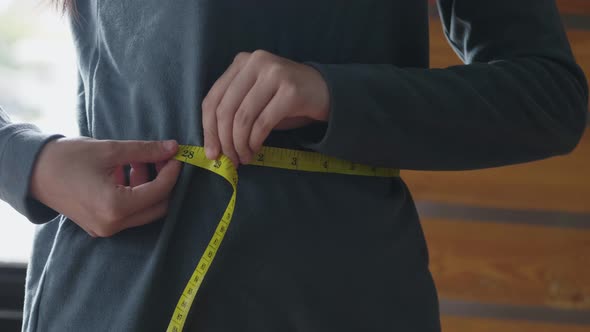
[419,1,590,330]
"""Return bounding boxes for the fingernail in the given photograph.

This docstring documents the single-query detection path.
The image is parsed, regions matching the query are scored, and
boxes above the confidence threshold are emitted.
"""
[163,140,177,152]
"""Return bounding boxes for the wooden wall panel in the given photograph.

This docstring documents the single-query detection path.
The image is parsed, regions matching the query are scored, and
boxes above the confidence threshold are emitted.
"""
[422,3,589,329]
[442,316,590,332]
[428,0,590,16]
[429,17,462,69]
[424,16,590,212]
[423,218,590,309]
[403,130,590,213]
[567,29,590,84]
[556,0,590,16]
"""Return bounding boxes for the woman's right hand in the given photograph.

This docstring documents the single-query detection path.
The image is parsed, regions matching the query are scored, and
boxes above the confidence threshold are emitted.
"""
[29,137,183,237]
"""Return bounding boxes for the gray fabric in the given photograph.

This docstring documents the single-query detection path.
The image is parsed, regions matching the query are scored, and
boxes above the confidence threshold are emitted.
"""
[0,106,63,224]
[0,0,586,331]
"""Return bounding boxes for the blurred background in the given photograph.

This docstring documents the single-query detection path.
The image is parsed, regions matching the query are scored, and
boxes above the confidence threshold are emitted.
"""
[0,0,77,264]
[0,0,588,331]
[409,1,590,331]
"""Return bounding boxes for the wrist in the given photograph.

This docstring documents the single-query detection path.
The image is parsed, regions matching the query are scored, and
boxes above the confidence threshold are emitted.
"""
[29,137,62,202]
[302,63,331,122]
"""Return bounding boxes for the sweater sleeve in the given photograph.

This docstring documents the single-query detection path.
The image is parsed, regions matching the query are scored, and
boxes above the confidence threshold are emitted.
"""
[295,0,588,170]
[0,106,64,224]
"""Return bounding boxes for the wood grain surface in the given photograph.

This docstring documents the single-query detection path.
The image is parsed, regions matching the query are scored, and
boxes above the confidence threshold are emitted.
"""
[424,218,590,309]
[403,130,590,213]
[422,2,589,328]
[567,29,590,83]
[442,315,590,332]
[427,0,590,16]
[557,0,590,16]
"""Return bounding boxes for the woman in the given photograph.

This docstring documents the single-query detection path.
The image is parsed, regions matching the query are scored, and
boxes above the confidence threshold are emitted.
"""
[0,0,587,331]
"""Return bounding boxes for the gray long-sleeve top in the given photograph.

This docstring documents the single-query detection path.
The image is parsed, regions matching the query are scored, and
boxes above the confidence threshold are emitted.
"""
[1,0,587,331]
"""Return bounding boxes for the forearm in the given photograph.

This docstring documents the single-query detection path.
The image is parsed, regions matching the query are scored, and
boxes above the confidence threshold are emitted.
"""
[297,57,587,170]
[294,0,588,170]
[0,106,63,224]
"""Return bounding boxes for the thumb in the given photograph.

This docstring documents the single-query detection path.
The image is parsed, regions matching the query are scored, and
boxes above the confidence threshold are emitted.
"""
[107,140,179,165]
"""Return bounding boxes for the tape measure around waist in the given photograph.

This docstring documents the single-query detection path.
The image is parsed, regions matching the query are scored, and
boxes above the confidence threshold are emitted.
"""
[166,145,400,332]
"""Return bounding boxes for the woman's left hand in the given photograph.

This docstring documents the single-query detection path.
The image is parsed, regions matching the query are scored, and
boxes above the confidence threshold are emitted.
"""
[202,50,330,167]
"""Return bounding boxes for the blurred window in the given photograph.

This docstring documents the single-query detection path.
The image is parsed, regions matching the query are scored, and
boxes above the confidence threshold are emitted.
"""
[0,0,77,263]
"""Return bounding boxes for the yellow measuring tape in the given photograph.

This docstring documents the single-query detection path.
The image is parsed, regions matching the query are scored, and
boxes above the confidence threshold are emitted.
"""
[166,145,400,332]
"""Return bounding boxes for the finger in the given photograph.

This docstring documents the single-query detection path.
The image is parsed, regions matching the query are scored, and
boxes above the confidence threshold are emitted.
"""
[112,159,182,217]
[155,161,167,174]
[216,61,259,167]
[233,77,278,164]
[249,90,290,154]
[121,198,169,230]
[218,114,240,169]
[91,199,169,237]
[130,162,150,187]
[112,165,127,186]
[107,140,178,165]
[203,53,249,160]
[202,109,221,160]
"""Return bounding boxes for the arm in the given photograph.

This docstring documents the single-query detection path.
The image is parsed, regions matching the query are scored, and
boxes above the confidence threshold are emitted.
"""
[0,106,64,224]
[297,0,588,170]
[2,72,183,237]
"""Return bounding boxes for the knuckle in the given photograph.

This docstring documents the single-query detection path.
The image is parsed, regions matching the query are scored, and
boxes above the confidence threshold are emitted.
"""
[202,123,217,138]
[94,226,116,238]
[235,147,247,157]
[281,73,298,91]
[233,52,250,65]
[255,114,271,133]
[235,108,254,127]
[266,63,285,79]
[249,133,263,153]
[220,138,235,153]
[251,49,271,63]
[215,105,225,117]
[250,121,271,151]
[202,95,214,112]
[281,81,299,102]
[234,138,249,155]
[216,106,232,123]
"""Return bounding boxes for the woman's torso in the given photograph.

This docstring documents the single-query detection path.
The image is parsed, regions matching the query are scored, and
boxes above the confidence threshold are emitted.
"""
[23,1,440,331]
